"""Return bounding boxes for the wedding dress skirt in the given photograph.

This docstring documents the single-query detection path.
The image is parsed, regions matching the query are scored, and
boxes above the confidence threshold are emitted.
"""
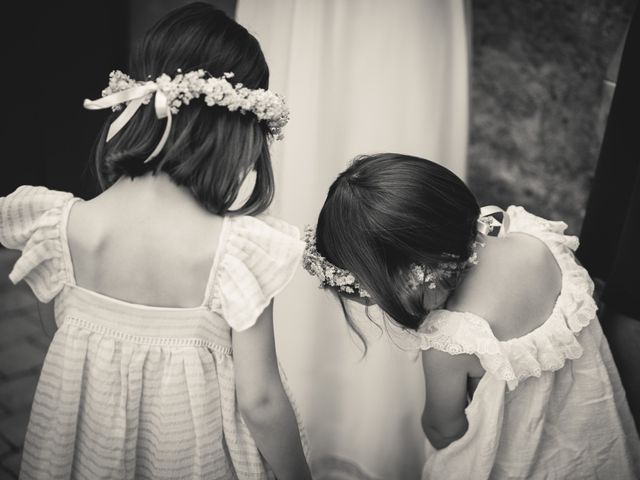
[237,1,471,477]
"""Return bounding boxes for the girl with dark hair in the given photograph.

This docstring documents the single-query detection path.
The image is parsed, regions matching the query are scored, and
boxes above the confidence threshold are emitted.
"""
[0,3,310,479]
[304,153,640,479]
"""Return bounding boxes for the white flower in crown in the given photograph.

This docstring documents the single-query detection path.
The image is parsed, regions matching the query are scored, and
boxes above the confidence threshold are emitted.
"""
[102,70,139,108]
[101,69,289,138]
[302,226,371,298]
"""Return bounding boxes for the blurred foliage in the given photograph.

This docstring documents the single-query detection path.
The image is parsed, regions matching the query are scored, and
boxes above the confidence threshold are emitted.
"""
[468,0,635,233]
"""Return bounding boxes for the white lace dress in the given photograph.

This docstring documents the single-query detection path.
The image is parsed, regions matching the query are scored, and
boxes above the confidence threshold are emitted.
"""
[0,186,308,480]
[397,206,640,480]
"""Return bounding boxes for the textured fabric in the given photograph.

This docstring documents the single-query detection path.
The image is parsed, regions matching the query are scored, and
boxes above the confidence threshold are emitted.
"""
[0,186,306,480]
[0,186,78,302]
[393,206,640,479]
[211,215,304,331]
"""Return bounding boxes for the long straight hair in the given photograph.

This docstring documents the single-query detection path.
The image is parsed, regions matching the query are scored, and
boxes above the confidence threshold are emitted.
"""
[93,2,274,215]
[316,154,480,332]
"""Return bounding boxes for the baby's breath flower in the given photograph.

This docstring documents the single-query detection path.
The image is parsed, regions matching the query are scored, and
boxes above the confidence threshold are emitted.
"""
[302,225,371,298]
[99,69,289,138]
[303,223,487,298]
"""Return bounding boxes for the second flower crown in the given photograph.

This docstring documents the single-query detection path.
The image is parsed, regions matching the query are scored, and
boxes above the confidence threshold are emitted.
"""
[303,208,506,298]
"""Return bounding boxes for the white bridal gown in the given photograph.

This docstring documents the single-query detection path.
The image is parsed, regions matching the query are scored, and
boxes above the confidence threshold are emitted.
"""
[237,1,471,478]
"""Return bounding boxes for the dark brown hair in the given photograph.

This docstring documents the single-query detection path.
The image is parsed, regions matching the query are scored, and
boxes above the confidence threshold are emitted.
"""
[93,2,274,215]
[316,153,480,332]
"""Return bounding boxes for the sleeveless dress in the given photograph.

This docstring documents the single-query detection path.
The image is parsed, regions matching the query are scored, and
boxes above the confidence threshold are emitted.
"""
[0,186,308,480]
[395,206,640,479]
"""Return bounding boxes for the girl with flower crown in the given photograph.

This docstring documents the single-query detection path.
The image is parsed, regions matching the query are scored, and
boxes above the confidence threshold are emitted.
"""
[304,153,640,479]
[0,3,311,479]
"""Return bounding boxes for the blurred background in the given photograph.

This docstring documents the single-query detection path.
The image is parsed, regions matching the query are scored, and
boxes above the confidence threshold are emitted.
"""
[469,0,632,232]
[1,0,633,229]
[0,1,635,479]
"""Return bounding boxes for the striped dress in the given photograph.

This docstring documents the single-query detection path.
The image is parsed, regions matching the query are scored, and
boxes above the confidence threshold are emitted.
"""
[0,186,307,480]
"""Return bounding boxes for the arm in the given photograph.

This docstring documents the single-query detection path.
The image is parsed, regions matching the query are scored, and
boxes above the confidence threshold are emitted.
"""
[421,348,474,449]
[37,301,56,335]
[232,300,312,480]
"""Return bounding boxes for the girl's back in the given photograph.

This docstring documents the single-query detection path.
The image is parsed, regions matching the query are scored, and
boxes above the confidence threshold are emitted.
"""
[1,184,305,479]
[447,231,563,341]
[418,206,640,479]
[68,174,224,308]
[304,154,640,479]
[0,3,311,479]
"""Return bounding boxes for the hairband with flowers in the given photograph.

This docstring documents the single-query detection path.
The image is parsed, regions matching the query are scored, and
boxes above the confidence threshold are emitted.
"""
[302,226,371,297]
[303,208,507,298]
[83,69,289,163]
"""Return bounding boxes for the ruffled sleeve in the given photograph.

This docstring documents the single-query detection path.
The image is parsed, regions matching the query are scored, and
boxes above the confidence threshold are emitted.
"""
[391,310,519,386]
[210,214,304,331]
[394,307,592,391]
[0,186,76,302]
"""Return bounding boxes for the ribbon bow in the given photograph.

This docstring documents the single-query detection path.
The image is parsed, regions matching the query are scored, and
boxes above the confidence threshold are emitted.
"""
[478,205,510,236]
[83,82,172,163]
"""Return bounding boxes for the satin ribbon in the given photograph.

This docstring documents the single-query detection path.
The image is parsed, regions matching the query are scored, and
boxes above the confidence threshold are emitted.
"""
[478,205,510,237]
[83,82,172,163]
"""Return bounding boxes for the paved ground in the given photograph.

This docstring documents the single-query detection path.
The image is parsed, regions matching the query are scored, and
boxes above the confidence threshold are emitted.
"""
[0,249,52,479]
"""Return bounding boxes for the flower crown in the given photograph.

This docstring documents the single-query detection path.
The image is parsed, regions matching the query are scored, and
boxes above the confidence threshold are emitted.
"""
[303,213,503,298]
[302,226,371,297]
[84,69,289,162]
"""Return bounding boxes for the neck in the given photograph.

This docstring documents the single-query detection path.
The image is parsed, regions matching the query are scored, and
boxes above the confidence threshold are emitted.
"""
[443,234,505,309]
[101,172,198,207]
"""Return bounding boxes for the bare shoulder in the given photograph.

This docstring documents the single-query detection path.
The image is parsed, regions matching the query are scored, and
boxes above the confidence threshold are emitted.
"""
[66,198,106,252]
[447,233,562,341]
[503,234,562,302]
[506,232,560,272]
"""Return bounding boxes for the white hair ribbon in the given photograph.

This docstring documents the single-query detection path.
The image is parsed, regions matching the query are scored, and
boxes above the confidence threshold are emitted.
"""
[83,82,171,163]
[478,205,510,237]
